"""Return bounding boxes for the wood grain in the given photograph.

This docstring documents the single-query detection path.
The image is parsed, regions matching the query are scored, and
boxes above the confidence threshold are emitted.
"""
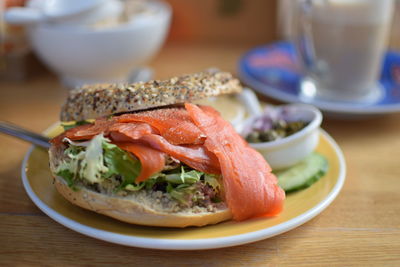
[1,44,400,266]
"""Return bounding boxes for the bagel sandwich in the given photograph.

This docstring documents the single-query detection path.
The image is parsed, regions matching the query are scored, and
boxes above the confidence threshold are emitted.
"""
[49,69,285,228]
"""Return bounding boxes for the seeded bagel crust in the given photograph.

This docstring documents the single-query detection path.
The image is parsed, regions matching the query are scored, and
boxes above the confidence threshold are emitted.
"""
[60,69,242,122]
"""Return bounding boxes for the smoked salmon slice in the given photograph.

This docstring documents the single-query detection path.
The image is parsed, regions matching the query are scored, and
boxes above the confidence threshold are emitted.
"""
[65,108,205,146]
[56,110,220,175]
[139,134,221,174]
[50,123,94,146]
[108,123,159,142]
[116,142,166,182]
[66,117,113,140]
[117,109,206,145]
[185,103,285,220]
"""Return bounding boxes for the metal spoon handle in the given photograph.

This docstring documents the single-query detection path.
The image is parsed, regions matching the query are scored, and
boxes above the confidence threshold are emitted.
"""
[237,88,263,116]
[0,121,50,149]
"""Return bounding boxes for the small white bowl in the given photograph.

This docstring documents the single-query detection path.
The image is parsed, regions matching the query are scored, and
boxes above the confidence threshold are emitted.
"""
[27,0,171,87]
[238,104,323,170]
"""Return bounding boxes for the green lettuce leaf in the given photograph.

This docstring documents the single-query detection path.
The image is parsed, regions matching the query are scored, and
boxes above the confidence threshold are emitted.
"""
[165,166,203,184]
[79,134,109,183]
[57,134,109,184]
[56,134,141,188]
[102,141,141,188]
[169,184,196,205]
[125,183,145,191]
[204,174,221,191]
[56,169,75,187]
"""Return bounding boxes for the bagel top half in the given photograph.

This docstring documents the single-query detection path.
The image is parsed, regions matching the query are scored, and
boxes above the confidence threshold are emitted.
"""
[60,69,242,122]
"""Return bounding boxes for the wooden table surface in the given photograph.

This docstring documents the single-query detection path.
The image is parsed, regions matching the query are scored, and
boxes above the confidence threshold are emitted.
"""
[1,43,399,266]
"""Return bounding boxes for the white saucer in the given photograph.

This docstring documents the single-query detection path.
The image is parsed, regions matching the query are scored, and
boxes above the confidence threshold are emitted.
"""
[239,67,400,118]
[238,42,400,118]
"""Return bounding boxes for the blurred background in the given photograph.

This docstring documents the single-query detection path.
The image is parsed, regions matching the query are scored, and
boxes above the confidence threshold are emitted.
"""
[0,0,280,83]
[2,0,399,84]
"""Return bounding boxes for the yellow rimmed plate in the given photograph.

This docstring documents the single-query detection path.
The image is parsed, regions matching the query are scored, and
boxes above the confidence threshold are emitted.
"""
[21,126,345,250]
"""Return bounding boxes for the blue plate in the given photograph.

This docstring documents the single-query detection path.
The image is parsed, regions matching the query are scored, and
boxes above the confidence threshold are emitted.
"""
[238,41,400,116]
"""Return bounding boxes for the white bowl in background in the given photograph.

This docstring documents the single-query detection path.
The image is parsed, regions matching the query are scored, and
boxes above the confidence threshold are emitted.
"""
[238,104,323,170]
[27,0,171,87]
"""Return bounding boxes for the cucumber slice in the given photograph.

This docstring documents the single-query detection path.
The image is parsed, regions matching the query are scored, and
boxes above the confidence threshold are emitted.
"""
[275,153,328,193]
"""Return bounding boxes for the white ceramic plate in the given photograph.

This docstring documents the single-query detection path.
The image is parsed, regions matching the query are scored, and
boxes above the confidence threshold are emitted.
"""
[21,127,345,250]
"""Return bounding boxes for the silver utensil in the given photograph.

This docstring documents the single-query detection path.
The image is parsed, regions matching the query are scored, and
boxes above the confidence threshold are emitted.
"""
[237,88,263,116]
[0,121,50,149]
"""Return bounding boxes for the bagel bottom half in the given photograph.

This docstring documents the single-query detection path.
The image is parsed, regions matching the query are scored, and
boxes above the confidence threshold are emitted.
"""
[49,145,232,228]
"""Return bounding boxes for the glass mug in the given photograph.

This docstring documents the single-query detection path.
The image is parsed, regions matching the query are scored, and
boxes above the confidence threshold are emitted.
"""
[292,0,395,103]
